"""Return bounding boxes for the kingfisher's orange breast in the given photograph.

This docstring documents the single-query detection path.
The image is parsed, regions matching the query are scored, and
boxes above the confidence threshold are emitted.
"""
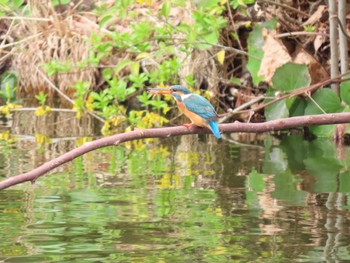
[176,101,208,128]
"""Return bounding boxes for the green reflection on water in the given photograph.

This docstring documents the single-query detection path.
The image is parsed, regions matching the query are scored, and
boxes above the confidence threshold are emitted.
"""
[1,135,350,262]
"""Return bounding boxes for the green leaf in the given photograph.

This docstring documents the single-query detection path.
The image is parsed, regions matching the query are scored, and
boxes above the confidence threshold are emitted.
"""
[340,79,350,106]
[305,89,343,115]
[247,170,265,192]
[304,157,341,192]
[263,147,288,174]
[99,15,113,27]
[195,0,221,9]
[264,99,289,121]
[304,139,343,192]
[304,89,342,137]
[52,0,70,6]
[161,0,171,17]
[272,171,307,206]
[289,97,306,117]
[230,77,241,85]
[272,63,311,92]
[230,0,255,9]
[102,68,113,81]
[280,135,307,171]
[339,171,350,193]
[13,0,24,8]
[309,125,336,137]
[114,60,131,75]
[130,62,140,76]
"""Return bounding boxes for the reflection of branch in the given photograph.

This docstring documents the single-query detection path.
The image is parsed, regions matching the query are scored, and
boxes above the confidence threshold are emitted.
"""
[11,108,77,113]
[2,112,350,190]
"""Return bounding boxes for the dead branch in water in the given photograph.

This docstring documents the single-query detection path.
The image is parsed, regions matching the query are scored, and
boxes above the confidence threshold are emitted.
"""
[1,112,350,190]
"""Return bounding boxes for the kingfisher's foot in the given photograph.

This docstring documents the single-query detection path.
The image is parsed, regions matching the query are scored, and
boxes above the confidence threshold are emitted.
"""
[182,123,194,129]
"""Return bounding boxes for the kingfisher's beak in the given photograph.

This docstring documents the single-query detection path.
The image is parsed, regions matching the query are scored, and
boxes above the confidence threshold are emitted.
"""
[147,87,172,95]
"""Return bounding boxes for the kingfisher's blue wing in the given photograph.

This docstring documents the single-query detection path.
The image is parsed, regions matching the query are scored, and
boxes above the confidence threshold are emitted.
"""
[183,94,218,121]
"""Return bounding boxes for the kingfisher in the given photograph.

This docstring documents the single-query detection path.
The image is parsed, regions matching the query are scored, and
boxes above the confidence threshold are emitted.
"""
[148,85,221,139]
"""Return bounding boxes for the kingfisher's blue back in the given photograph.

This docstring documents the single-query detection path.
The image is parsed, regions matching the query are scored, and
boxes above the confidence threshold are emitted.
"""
[182,94,221,139]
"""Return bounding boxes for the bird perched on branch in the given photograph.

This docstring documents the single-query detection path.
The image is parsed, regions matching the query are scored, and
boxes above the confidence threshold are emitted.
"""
[148,85,221,139]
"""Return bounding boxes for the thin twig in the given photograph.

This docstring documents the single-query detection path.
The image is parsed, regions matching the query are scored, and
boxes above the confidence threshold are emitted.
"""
[259,0,309,17]
[1,19,14,46]
[305,92,327,114]
[0,32,43,49]
[241,73,350,115]
[34,65,75,104]
[219,95,265,123]
[276,31,329,38]
[207,43,260,60]
[226,1,244,51]
[0,16,51,21]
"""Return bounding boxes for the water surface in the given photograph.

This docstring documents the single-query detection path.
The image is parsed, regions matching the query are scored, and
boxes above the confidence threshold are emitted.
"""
[1,123,350,262]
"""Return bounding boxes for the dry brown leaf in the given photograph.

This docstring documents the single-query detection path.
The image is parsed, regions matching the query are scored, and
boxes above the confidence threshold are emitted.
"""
[293,47,328,83]
[303,5,327,26]
[169,3,193,26]
[314,23,328,54]
[258,29,291,85]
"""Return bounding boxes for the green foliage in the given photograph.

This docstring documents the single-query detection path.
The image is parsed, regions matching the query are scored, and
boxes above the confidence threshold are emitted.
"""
[70,81,92,118]
[51,0,70,7]
[34,92,51,116]
[265,60,346,137]
[289,97,307,117]
[265,99,289,121]
[35,91,47,106]
[230,0,255,9]
[42,60,73,76]
[305,89,343,115]
[303,25,316,32]
[161,0,171,17]
[191,10,227,49]
[340,79,350,106]
[303,139,343,192]
[0,0,24,16]
[31,0,231,133]
[272,63,311,92]
[0,71,17,102]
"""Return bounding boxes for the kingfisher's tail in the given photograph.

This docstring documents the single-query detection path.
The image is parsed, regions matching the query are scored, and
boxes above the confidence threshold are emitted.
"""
[208,121,221,139]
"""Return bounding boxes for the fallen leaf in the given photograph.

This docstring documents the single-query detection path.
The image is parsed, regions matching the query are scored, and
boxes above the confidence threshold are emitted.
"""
[217,50,225,65]
[258,29,291,84]
[293,46,329,83]
[303,5,327,26]
[136,52,152,60]
[314,23,328,54]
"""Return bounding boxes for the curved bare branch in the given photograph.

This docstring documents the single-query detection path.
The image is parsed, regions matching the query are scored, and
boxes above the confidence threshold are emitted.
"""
[1,112,350,190]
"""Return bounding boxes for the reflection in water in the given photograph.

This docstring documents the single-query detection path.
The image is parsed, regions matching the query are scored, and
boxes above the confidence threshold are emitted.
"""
[1,117,350,262]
